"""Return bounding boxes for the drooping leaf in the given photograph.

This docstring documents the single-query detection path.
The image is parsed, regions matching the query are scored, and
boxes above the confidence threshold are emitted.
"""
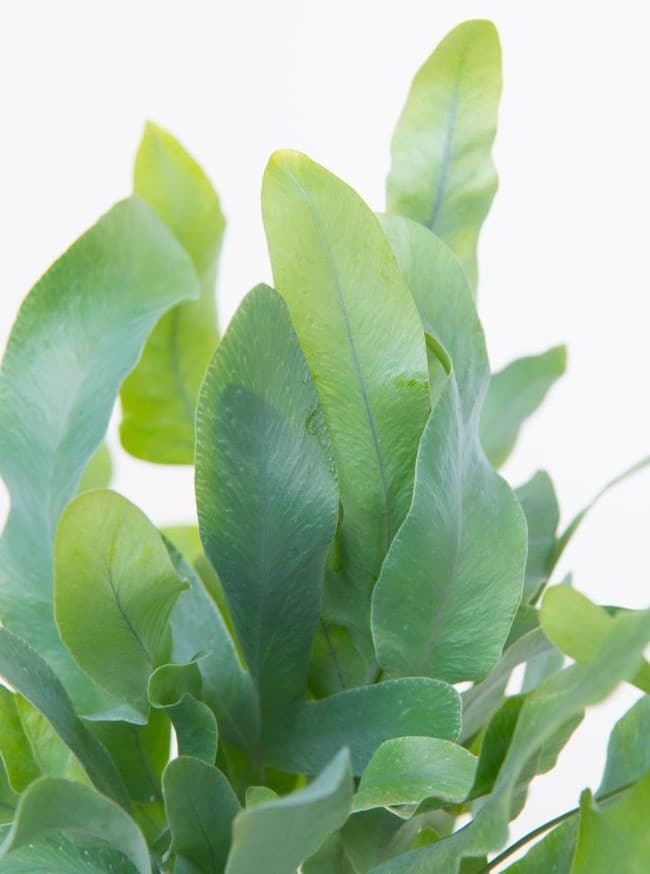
[572,773,650,873]
[263,678,460,775]
[262,151,429,662]
[0,197,198,712]
[54,490,188,719]
[0,830,139,873]
[121,122,225,463]
[386,19,502,290]
[149,662,218,763]
[372,216,527,683]
[514,471,561,601]
[354,737,476,812]
[480,347,567,469]
[196,284,339,717]
[599,694,650,795]
[163,756,239,874]
[0,689,39,794]
[76,443,112,494]
[370,608,650,873]
[225,749,353,874]
[0,778,150,874]
[0,628,129,808]
[503,819,576,873]
[540,587,650,694]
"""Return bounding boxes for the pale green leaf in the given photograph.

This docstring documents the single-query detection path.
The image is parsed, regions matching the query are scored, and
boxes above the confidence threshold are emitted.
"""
[599,694,650,795]
[0,689,39,793]
[76,443,112,494]
[503,820,576,873]
[514,471,561,601]
[149,662,218,763]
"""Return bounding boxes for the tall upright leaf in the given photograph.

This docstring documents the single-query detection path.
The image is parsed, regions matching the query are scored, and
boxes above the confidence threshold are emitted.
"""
[262,151,429,661]
[386,20,502,290]
[372,217,526,682]
[121,122,225,463]
[196,284,339,721]
[0,198,198,712]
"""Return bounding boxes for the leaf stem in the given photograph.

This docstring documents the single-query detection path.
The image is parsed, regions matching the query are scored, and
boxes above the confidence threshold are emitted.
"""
[477,779,636,872]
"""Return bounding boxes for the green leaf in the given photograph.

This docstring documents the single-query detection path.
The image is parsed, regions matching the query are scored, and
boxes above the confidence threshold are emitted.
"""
[372,216,526,683]
[54,490,188,719]
[245,786,279,807]
[0,689,40,793]
[599,694,650,795]
[121,122,225,463]
[540,587,650,694]
[514,471,561,601]
[76,443,112,493]
[14,696,71,780]
[386,20,502,290]
[0,831,139,873]
[263,678,460,775]
[503,820,576,873]
[370,608,650,873]
[354,737,476,812]
[0,778,150,874]
[225,748,353,874]
[572,773,650,873]
[196,283,339,716]
[163,756,239,874]
[0,197,198,712]
[149,662,218,763]
[262,151,429,661]
[480,347,567,468]
[0,627,129,808]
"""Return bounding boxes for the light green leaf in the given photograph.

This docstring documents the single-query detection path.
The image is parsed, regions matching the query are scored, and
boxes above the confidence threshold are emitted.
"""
[514,471,560,601]
[225,749,353,874]
[121,122,225,463]
[572,773,650,873]
[503,820,576,873]
[386,19,502,290]
[0,689,39,793]
[481,347,567,469]
[14,696,71,780]
[245,786,279,808]
[372,216,526,683]
[354,737,477,812]
[599,694,650,795]
[196,284,339,716]
[262,151,429,661]
[0,197,198,713]
[540,587,650,694]
[54,490,188,719]
[264,678,460,776]
[163,756,239,874]
[76,443,112,494]
[0,628,129,808]
[370,608,650,873]
[0,778,150,874]
[149,662,218,763]
[0,830,138,873]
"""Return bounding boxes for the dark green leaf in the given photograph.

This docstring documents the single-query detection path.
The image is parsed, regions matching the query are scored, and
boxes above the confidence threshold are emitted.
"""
[0,830,139,873]
[121,122,225,463]
[386,20,502,289]
[0,197,198,712]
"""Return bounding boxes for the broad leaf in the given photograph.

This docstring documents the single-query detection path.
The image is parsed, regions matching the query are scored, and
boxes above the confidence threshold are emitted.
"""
[76,443,112,493]
[149,662,218,763]
[372,216,526,683]
[514,471,560,601]
[0,628,129,808]
[481,347,566,468]
[599,694,650,795]
[0,830,138,873]
[354,737,476,812]
[121,122,225,463]
[163,756,239,874]
[503,820,576,873]
[0,778,150,874]
[386,19,502,289]
[0,197,198,712]
[196,284,339,715]
[54,490,188,718]
[225,749,353,874]
[262,151,429,662]
[263,678,460,775]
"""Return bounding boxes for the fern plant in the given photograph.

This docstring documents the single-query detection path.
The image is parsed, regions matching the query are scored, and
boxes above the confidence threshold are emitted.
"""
[0,18,648,874]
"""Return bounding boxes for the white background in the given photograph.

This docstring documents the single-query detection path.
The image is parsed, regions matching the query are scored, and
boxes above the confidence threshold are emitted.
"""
[1,0,649,862]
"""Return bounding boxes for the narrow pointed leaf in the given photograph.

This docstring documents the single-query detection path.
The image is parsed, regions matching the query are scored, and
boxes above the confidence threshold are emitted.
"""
[262,151,429,657]
[0,689,39,793]
[386,20,502,289]
[264,678,460,776]
[163,756,239,874]
[481,347,567,469]
[54,490,188,718]
[372,217,526,683]
[0,198,198,712]
[121,122,225,463]
[514,471,560,601]
[196,284,339,715]
[599,695,650,795]
[225,749,353,874]
[0,778,150,874]
[0,628,129,808]
[354,737,477,812]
